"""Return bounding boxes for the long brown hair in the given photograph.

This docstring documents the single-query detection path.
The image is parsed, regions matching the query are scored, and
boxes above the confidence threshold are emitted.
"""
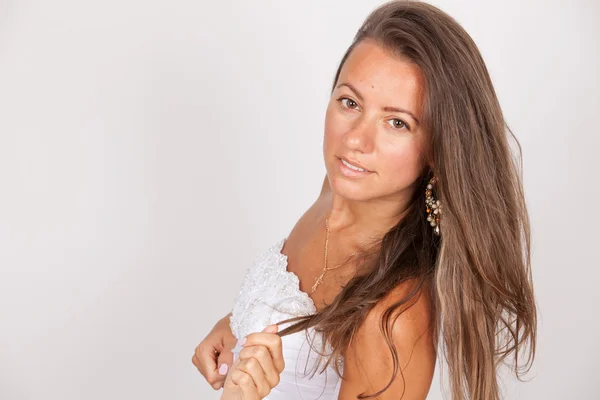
[275,1,537,399]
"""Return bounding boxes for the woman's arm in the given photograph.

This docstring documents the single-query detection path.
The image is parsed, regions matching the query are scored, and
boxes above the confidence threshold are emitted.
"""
[192,312,238,390]
[337,283,436,400]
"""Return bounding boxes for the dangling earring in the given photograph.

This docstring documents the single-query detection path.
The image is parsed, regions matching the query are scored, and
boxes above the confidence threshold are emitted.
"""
[425,176,442,236]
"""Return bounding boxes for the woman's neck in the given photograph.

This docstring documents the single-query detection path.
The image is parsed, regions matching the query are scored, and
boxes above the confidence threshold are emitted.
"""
[316,175,413,249]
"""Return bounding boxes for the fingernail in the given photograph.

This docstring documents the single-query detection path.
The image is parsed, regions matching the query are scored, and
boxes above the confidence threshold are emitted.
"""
[238,337,246,347]
[263,324,278,333]
[218,364,228,375]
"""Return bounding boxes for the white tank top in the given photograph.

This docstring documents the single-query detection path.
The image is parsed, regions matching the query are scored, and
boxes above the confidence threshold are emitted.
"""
[229,238,343,399]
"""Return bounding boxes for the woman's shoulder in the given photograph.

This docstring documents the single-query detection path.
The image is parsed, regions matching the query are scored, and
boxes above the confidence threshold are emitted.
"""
[282,200,323,254]
[339,278,436,398]
[362,278,434,340]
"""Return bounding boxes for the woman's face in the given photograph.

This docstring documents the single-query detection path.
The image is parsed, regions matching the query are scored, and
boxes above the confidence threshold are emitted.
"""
[323,39,428,203]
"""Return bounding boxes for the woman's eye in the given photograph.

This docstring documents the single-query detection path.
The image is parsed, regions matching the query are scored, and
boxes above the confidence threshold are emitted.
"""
[339,97,359,110]
[388,118,409,130]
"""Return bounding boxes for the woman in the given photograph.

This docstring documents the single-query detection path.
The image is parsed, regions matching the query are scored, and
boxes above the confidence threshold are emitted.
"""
[193,1,537,399]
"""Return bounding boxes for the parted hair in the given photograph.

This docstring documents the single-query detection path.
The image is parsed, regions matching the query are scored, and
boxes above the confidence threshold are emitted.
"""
[274,1,537,399]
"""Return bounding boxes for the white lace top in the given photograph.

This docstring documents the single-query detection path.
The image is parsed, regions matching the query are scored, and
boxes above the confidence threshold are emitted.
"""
[229,238,344,399]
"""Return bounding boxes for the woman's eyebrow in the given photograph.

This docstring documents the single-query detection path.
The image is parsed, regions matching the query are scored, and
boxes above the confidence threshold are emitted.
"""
[336,82,420,125]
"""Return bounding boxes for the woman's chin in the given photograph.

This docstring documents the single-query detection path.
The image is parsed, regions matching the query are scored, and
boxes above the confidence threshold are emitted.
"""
[328,174,375,202]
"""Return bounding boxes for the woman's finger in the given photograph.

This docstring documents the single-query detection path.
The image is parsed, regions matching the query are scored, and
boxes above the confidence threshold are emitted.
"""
[235,357,272,398]
[217,347,234,371]
[238,345,280,388]
[241,325,285,373]
[230,369,261,400]
[193,345,225,390]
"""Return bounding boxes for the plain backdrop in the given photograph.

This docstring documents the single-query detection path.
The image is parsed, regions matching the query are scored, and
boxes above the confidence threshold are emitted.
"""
[0,0,598,399]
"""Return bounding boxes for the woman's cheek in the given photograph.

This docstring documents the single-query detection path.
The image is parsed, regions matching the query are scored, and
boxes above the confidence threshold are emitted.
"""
[325,112,346,138]
[381,146,423,184]
[323,118,347,155]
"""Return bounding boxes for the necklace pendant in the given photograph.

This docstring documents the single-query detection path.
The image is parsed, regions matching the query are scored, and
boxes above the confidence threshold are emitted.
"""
[312,272,325,293]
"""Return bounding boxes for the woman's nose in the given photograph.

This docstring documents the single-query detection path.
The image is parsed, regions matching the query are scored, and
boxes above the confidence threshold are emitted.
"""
[343,119,374,153]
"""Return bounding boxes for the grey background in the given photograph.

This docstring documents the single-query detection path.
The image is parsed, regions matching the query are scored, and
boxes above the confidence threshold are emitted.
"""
[0,0,598,399]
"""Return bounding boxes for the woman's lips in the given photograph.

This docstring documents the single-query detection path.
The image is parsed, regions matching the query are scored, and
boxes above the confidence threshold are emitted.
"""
[337,157,374,177]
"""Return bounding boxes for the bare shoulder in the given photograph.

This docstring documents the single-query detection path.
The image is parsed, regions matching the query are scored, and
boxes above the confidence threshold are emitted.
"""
[282,203,319,252]
[338,278,436,400]
[282,193,329,254]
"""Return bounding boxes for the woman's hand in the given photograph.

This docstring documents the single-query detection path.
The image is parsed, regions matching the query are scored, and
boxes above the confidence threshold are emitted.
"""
[220,324,285,400]
[192,312,238,390]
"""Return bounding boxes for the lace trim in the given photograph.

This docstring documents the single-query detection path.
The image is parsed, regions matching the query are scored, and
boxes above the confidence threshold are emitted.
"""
[229,238,316,340]
[275,238,317,314]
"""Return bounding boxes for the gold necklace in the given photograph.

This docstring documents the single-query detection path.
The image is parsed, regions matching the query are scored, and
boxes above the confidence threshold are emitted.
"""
[311,217,358,293]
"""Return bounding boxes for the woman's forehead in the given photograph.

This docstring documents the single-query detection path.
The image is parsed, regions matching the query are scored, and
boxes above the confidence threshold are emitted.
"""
[337,41,425,120]
[340,41,423,90]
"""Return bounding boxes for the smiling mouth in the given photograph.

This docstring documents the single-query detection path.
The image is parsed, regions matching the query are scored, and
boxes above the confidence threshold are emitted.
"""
[337,157,374,175]
[339,157,371,172]
[341,159,367,172]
